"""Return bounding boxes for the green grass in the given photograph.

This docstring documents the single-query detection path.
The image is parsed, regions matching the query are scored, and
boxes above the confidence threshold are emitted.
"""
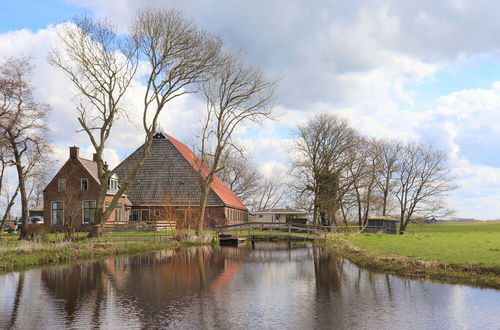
[343,222,500,268]
[326,222,500,288]
[0,230,211,273]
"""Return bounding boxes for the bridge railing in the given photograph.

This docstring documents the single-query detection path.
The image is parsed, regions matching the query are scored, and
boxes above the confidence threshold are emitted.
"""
[216,222,361,236]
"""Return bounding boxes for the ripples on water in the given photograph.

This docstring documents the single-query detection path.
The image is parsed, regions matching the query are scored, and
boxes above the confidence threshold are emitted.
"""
[1,242,499,330]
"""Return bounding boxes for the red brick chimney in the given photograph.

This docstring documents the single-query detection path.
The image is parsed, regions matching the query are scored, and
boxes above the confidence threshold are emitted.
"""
[69,146,80,159]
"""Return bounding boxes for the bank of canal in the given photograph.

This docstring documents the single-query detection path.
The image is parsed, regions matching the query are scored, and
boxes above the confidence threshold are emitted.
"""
[1,242,499,329]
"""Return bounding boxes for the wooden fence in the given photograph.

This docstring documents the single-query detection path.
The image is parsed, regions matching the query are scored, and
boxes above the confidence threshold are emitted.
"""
[103,220,176,232]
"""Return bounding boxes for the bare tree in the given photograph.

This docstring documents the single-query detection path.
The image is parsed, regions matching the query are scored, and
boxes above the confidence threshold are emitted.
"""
[196,52,275,233]
[0,57,51,238]
[216,156,261,206]
[50,9,222,236]
[291,113,358,226]
[49,16,137,236]
[394,142,455,234]
[374,140,401,216]
[347,138,380,228]
[252,169,288,211]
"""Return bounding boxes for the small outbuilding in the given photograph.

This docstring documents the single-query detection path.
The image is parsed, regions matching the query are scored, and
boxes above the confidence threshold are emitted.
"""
[363,216,398,234]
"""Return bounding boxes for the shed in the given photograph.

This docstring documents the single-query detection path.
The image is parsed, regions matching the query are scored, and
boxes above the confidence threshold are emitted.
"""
[363,216,398,234]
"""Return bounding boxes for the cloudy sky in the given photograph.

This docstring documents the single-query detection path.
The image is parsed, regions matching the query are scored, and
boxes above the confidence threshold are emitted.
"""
[2,0,500,219]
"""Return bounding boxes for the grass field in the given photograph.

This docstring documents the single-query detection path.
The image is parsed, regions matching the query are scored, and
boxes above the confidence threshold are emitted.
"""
[328,222,500,288]
[343,222,500,268]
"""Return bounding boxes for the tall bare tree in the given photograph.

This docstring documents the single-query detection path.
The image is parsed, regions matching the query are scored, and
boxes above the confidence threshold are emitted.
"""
[196,52,275,233]
[252,168,288,211]
[291,113,358,226]
[394,142,455,234]
[374,140,401,216]
[347,139,381,228]
[0,57,51,238]
[50,9,222,236]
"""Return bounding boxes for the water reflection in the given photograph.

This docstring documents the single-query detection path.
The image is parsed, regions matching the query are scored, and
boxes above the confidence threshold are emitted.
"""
[1,243,499,329]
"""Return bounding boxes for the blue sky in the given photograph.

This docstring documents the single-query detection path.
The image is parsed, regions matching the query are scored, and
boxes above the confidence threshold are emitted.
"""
[0,1,90,33]
[3,0,500,219]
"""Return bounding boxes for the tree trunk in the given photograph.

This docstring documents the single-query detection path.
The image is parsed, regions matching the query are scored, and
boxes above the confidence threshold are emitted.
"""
[382,190,388,216]
[197,184,212,234]
[12,147,29,239]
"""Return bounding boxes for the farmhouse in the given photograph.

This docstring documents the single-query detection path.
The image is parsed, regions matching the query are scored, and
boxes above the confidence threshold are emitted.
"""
[43,146,130,231]
[43,133,248,231]
[113,132,248,229]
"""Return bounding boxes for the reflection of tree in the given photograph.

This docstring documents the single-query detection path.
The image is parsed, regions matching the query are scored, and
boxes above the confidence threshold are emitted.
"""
[8,273,24,329]
[41,262,108,322]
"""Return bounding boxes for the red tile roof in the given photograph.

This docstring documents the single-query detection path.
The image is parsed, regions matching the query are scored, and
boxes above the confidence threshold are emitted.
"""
[166,134,247,210]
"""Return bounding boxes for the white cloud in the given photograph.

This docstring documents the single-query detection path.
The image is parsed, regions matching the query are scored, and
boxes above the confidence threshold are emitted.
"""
[4,1,500,218]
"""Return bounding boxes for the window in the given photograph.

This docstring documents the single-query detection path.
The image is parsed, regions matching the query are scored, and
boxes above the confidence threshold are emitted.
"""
[83,201,96,224]
[58,179,66,192]
[80,178,88,191]
[131,209,140,221]
[141,209,150,221]
[154,210,161,217]
[108,177,118,192]
[51,201,64,225]
[258,214,263,218]
[115,203,122,222]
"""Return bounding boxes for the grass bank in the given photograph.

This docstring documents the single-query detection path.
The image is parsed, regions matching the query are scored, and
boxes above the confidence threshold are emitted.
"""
[0,232,208,273]
[327,222,500,289]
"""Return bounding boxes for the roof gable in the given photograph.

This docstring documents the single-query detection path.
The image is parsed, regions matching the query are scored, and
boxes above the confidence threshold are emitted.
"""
[44,157,100,192]
[166,134,247,210]
[113,133,247,210]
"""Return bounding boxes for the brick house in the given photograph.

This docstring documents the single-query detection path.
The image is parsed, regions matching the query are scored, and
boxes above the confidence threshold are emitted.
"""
[113,132,248,229]
[43,146,130,231]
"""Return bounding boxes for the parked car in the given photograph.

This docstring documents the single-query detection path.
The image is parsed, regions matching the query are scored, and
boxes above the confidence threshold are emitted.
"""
[29,216,44,224]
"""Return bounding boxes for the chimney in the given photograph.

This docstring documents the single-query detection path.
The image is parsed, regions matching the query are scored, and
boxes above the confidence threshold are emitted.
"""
[69,146,80,159]
[93,153,98,162]
[103,162,109,171]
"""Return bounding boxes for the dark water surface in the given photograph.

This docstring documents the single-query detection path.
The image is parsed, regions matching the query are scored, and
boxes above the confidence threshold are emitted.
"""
[1,243,499,330]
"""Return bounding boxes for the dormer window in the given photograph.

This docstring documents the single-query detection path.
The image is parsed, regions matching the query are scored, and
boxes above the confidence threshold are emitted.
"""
[108,176,118,192]
[58,179,66,192]
[81,178,88,191]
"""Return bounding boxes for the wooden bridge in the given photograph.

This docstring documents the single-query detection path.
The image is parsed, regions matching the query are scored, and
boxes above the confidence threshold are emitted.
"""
[216,222,359,245]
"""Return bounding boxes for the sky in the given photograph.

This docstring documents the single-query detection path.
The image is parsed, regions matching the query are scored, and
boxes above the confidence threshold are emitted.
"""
[2,0,500,219]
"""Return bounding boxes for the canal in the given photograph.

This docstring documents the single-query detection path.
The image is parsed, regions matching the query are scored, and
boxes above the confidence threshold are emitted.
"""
[0,243,499,329]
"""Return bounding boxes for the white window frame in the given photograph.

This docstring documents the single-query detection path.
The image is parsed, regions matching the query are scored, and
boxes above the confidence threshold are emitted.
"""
[82,200,96,225]
[115,203,123,222]
[58,179,66,192]
[51,201,64,225]
[131,209,140,221]
[81,178,89,192]
[141,209,150,221]
[108,176,118,192]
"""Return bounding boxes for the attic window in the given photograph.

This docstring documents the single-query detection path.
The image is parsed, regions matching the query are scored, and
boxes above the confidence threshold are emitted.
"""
[108,177,118,192]
[153,132,166,139]
[81,178,88,191]
[58,179,66,192]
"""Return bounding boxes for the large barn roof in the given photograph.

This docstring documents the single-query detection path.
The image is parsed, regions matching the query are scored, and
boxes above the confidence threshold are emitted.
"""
[113,133,247,210]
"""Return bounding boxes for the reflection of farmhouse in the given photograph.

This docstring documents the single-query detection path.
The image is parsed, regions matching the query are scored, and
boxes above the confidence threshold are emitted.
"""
[43,133,248,231]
